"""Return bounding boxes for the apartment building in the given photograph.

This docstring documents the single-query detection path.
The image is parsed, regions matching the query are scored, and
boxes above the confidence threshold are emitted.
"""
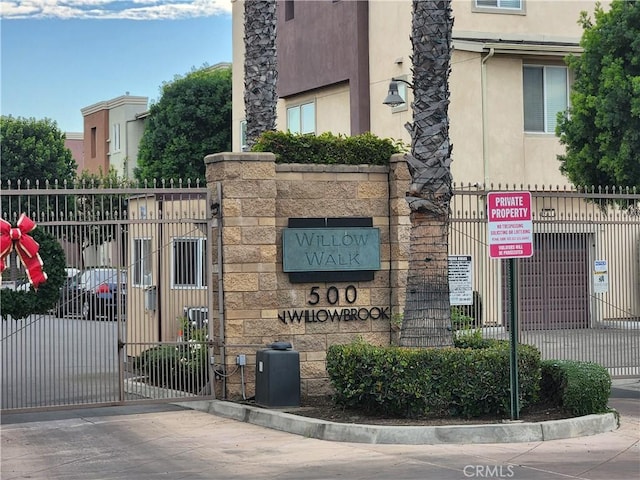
[228,1,640,333]
[80,95,149,178]
[232,0,611,187]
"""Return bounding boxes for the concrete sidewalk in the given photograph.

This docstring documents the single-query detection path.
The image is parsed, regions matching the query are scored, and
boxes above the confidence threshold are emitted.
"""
[1,379,638,480]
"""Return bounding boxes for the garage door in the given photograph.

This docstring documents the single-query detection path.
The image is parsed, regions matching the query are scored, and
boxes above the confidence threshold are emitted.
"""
[503,233,590,330]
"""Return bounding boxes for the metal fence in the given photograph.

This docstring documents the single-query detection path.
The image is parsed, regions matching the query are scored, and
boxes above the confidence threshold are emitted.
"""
[2,181,638,411]
[449,184,640,377]
[1,182,218,411]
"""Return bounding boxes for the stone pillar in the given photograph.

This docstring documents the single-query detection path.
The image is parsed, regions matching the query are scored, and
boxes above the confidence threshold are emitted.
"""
[205,152,278,398]
[204,152,410,399]
[388,153,411,338]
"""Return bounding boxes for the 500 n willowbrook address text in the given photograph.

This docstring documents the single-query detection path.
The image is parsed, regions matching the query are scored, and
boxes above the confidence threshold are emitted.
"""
[278,285,390,324]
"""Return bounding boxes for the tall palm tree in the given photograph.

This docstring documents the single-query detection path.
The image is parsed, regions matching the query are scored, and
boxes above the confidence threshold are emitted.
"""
[399,0,454,348]
[243,0,278,149]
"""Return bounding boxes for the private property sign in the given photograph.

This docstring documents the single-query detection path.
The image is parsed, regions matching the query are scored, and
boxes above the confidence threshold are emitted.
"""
[487,191,533,259]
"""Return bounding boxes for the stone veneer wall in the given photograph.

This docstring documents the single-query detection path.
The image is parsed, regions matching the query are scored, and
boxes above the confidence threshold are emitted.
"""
[204,152,410,399]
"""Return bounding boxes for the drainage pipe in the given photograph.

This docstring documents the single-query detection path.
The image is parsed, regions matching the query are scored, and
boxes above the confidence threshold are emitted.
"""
[481,47,495,188]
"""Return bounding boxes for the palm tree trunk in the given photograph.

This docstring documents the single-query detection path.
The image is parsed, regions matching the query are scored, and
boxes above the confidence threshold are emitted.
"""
[400,0,454,348]
[243,0,278,148]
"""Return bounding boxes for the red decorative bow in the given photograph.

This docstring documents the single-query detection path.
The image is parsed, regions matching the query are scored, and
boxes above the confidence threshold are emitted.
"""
[0,214,48,290]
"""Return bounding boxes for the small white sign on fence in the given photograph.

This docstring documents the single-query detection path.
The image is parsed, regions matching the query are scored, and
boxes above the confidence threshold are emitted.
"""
[448,255,473,306]
[593,259,609,294]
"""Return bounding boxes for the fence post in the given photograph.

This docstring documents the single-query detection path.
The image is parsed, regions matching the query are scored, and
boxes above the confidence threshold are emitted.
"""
[508,257,520,420]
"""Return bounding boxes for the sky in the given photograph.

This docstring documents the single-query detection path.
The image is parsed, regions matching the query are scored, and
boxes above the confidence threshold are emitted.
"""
[0,0,233,133]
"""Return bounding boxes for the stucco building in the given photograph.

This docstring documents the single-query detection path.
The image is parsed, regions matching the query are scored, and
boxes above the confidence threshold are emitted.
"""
[79,95,149,178]
[231,0,611,187]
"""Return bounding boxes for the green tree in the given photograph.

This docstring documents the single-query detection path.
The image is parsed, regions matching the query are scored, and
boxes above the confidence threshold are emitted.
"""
[0,116,77,187]
[399,0,454,348]
[243,0,278,148]
[72,167,132,249]
[0,115,77,229]
[557,0,640,188]
[135,66,232,184]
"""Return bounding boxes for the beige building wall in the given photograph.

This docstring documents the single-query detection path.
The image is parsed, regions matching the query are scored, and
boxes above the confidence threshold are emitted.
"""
[126,195,208,356]
[232,0,612,188]
[455,0,597,37]
[367,0,611,188]
[448,49,485,184]
[275,83,351,137]
[231,0,246,149]
[106,96,148,178]
[127,197,160,356]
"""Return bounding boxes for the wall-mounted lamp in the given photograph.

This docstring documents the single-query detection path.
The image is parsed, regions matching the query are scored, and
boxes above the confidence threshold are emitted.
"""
[383,78,414,107]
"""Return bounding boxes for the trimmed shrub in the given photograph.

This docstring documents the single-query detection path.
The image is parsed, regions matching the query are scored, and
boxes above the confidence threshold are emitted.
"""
[135,345,181,388]
[456,290,483,327]
[450,307,474,331]
[453,329,501,349]
[251,131,405,165]
[540,360,611,416]
[135,318,209,394]
[326,339,541,419]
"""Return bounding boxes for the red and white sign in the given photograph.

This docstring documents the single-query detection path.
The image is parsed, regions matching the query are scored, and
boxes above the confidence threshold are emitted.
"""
[487,191,533,259]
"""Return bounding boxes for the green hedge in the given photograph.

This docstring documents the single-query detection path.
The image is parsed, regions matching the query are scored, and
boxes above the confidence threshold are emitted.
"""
[251,131,405,165]
[326,340,541,419]
[134,344,208,394]
[452,329,501,349]
[540,360,611,416]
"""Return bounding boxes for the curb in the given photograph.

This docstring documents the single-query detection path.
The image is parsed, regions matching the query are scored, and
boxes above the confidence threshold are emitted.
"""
[175,399,619,445]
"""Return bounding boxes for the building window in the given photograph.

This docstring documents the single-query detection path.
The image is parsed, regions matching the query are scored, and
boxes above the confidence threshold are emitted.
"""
[172,238,207,288]
[285,0,294,21]
[91,127,97,158]
[240,120,248,151]
[133,238,152,286]
[111,123,121,152]
[523,65,568,133]
[475,0,522,9]
[287,102,315,134]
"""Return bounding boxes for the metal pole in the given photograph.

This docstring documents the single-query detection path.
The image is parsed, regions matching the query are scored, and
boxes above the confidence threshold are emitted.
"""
[509,257,520,420]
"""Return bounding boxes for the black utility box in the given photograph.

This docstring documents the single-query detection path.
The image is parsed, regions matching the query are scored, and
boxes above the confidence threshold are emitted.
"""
[255,342,300,408]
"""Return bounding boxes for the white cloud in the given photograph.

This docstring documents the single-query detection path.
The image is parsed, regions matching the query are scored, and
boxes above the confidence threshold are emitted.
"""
[0,0,232,20]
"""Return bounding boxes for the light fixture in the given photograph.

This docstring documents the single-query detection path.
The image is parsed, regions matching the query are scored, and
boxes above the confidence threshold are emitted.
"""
[383,78,413,107]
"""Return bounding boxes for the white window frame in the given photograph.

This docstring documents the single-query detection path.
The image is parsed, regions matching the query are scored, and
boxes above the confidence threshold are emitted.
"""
[171,237,207,289]
[523,64,569,134]
[132,238,152,287]
[287,101,316,134]
[240,120,248,151]
[473,0,524,14]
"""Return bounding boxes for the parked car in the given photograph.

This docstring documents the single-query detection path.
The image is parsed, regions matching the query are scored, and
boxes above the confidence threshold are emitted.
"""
[14,279,31,292]
[11,267,79,292]
[65,267,80,279]
[59,268,126,320]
